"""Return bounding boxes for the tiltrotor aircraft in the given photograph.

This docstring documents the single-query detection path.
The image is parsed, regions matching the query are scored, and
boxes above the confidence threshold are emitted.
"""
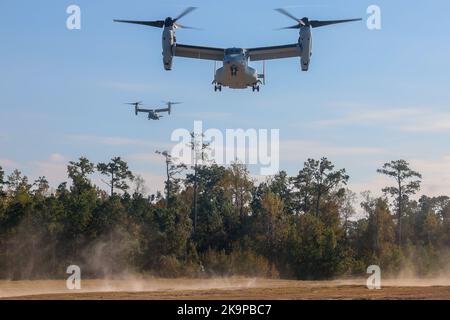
[115,8,361,92]
[126,101,181,120]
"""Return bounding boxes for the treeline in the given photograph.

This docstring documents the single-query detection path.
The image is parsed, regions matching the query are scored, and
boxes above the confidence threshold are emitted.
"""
[0,156,449,280]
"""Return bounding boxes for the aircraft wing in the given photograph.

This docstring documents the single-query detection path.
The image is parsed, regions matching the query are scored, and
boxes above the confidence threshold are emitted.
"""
[154,108,169,113]
[138,108,154,113]
[247,44,301,61]
[174,44,225,61]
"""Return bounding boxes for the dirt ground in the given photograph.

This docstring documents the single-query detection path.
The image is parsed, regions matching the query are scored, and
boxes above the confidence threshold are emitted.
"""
[1,278,449,300]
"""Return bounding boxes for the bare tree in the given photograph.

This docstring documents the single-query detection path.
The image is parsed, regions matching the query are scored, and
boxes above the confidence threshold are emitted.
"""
[156,151,186,207]
[189,131,210,232]
[97,157,134,196]
[339,189,357,235]
[0,166,5,194]
[132,174,147,196]
[377,159,422,245]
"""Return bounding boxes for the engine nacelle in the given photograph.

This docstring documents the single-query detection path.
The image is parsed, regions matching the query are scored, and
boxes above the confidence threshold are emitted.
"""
[162,27,175,70]
[298,26,312,71]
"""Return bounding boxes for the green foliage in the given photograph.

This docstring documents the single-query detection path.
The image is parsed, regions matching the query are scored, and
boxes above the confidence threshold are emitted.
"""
[358,197,399,271]
[293,158,349,216]
[68,157,95,193]
[0,166,5,191]
[377,159,422,244]
[0,156,448,280]
[97,157,134,196]
[156,150,187,206]
[7,169,32,196]
[201,247,274,277]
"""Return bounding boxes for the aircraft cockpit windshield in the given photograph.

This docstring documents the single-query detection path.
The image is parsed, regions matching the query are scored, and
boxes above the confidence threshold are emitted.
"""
[225,48,245,56]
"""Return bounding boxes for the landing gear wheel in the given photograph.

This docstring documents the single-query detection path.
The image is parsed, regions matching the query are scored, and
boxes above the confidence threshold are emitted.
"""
[214,85,222,92]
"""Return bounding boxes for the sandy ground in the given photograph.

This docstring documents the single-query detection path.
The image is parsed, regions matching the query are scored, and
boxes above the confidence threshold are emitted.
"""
[1,278,450,300]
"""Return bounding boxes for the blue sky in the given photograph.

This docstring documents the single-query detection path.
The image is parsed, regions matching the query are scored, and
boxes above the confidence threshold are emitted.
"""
[1,0,450,196]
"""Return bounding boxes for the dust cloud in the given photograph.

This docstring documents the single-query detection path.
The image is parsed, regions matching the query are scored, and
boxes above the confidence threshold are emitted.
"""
[2,275,450,299]
[0,277,259,299]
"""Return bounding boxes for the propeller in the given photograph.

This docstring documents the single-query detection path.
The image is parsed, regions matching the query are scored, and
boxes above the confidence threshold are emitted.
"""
[114,7,198,30]
[125,101,143,106]
[163,101,182,115]
[125,102,143,116]
[275,8,362,29]
[163,101,182,106]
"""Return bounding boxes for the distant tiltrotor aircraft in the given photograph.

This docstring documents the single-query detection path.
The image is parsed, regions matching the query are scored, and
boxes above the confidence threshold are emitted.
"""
[125,101,181,120]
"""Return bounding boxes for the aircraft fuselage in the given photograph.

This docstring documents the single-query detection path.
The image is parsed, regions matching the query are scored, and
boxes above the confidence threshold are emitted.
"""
[214,48,260,90]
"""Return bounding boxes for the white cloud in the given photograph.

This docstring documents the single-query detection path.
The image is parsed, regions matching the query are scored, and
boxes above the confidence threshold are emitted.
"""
[8,153,167,196]
[29,154,68,186]
[280,139,386,162]
[67,134,172,149]
[49,153,65,162]
[179,111,233,120]
[251,174,273,186]
[410,156,450,196]
[126,153,162,164]
[315,106,450,133]
[316,108,426,126]
[102,82,159,93]
[400,115,450,133]
[349,156,450,198]
[349,175,392,197]
[0,158,21,169]
[135,171,166,195]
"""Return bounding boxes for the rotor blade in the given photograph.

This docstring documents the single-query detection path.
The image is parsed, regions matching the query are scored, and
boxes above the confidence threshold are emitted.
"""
[277,24,302,30]
[275,8,302,23]
[163,101,182,105]
[174,7,197,22]
[114,19,165,28]
[310,18,362,28]
[174,23,201,30]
